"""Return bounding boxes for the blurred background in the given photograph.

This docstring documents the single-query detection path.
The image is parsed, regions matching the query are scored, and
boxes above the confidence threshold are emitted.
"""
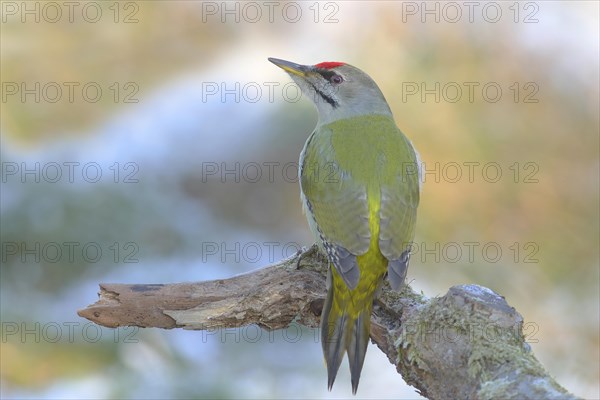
[1,1,598,398]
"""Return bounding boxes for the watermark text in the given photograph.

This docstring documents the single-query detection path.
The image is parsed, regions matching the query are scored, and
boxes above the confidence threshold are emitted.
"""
[2,321,139,343]
[2,162,139,184]
[1,1,140,23]
[2,82,139,104]
[2,241,140,264]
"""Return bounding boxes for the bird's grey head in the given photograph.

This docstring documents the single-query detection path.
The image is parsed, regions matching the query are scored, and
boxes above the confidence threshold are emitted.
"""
[269,58,392,126]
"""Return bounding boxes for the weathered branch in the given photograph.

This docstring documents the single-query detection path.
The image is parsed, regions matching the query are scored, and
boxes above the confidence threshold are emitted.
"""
[78,245,577,399]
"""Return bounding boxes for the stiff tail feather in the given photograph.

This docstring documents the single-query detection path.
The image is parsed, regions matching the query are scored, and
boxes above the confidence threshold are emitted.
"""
[321,269,372,394]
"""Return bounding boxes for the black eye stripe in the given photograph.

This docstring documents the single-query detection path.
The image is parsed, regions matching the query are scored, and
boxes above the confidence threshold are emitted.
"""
[309,82,338,108]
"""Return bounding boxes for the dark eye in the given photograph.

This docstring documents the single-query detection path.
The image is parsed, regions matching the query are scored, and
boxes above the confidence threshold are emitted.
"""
[330,74,343,84]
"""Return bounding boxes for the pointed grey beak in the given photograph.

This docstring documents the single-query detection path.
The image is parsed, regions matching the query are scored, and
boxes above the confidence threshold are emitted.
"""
[268,57,309,77]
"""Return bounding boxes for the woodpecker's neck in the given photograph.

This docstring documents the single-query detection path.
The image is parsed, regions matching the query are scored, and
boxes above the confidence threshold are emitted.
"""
[313,82,393,127]
[315,100,393,127]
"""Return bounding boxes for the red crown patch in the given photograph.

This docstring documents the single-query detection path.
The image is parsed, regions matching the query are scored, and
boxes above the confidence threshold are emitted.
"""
[315,61,345,70]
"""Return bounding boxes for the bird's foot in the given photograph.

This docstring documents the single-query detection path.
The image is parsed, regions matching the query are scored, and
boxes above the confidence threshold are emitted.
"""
[294,246,310,269]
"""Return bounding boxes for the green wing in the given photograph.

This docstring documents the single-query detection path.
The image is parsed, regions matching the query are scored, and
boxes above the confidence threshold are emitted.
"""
[378,132,420,290]
[300,126,371,290]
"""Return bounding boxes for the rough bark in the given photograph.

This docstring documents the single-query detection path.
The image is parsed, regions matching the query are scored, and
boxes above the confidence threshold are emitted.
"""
[78,245,578,400]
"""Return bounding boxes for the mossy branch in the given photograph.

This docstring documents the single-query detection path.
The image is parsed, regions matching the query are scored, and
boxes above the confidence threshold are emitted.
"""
[78,245,577,400]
